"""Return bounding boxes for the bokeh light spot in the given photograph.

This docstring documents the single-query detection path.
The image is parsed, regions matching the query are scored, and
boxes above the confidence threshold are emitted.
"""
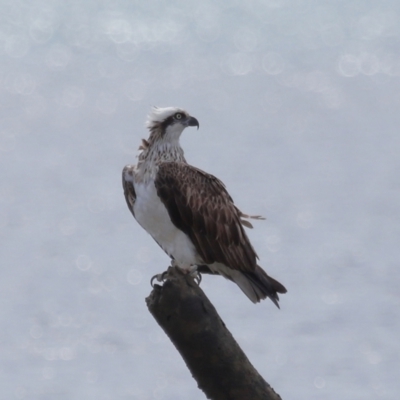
[234,28,258,52]
[42,367,55,380]
[46,44,71,69]
[4,73,36,95]
[76,255,92,271]
[266,235,281,253]
[262,52,285,75]
[23,94,47,118]
[321,87,344,109]
[314,376,326,389]
[359,53,380,76]
[380,53,400,76]
[105,19,131,44]
[60,347,75,361]
[30,325,43,339]
[116,41,140,62]
[222,53,253,76]
[338,54,360,77]
[196,21,220,42]
[30,20,54,43]
[4,35,29,58]
[43,348,57,361]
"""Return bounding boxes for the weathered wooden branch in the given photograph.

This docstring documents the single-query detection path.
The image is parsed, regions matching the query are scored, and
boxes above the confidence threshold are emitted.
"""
[146,267,282,400]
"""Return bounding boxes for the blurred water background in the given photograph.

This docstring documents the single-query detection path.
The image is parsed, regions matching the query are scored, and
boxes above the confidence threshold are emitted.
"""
[1,0,399,399]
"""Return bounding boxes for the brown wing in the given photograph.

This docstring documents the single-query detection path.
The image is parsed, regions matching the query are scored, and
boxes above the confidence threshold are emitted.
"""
[122,165,136,216]
[154,162,259,272]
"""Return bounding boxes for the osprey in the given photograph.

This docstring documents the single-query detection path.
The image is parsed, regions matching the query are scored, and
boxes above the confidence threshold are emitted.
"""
[122,107,287,307]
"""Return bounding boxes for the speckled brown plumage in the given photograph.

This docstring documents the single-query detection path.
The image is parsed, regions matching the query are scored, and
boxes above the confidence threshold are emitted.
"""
[154,162,257,272]
[122,106,287,306]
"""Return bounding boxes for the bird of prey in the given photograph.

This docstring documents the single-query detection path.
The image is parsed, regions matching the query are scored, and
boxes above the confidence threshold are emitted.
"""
[122,107,287,307]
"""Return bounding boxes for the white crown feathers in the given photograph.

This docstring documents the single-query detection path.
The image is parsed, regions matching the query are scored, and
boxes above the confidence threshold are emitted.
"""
[146,106,186,129]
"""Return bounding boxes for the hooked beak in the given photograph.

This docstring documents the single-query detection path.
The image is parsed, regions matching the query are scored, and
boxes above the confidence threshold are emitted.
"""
[186,116,199,130]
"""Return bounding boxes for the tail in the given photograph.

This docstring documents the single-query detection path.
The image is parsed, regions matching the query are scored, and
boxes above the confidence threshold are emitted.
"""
[235,265,287,308]
[198,264,287,308]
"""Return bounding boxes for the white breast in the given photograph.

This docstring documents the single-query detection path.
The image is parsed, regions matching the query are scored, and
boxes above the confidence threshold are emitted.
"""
[133,180,200,268]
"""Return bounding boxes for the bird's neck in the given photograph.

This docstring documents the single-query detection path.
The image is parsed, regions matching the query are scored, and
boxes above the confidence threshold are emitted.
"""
[136,131,186,182]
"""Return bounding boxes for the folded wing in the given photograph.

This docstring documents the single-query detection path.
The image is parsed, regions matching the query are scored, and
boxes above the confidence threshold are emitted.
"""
[154,162,258,272]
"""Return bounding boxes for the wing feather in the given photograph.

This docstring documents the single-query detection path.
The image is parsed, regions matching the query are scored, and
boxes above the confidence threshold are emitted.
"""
[122,165,136,216]
[154,162,258,272]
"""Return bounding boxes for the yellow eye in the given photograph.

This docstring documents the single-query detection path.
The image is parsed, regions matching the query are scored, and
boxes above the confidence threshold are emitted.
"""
[174,113,183,120]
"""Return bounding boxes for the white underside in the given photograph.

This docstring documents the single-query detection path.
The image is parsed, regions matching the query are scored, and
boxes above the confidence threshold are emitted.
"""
[131,177,262,303]
[133,180,202,269]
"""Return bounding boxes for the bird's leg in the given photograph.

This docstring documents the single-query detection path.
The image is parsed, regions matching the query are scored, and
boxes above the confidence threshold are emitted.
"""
[171,259,180,268]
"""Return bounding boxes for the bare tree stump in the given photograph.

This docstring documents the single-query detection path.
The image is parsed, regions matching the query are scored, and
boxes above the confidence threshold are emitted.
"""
[146,267,282,400]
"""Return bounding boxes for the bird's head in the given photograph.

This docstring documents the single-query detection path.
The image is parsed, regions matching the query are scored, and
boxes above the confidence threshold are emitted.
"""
[146,107,199,142]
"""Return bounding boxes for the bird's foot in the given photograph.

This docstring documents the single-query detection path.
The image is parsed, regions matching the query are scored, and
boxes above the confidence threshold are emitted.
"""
[187,265,202,285]
[169,262,202,285]
[193,271,202,285]
[150,271,168,287]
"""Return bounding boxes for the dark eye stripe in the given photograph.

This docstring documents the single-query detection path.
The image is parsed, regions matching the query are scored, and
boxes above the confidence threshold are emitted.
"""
[160,113,184,133]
